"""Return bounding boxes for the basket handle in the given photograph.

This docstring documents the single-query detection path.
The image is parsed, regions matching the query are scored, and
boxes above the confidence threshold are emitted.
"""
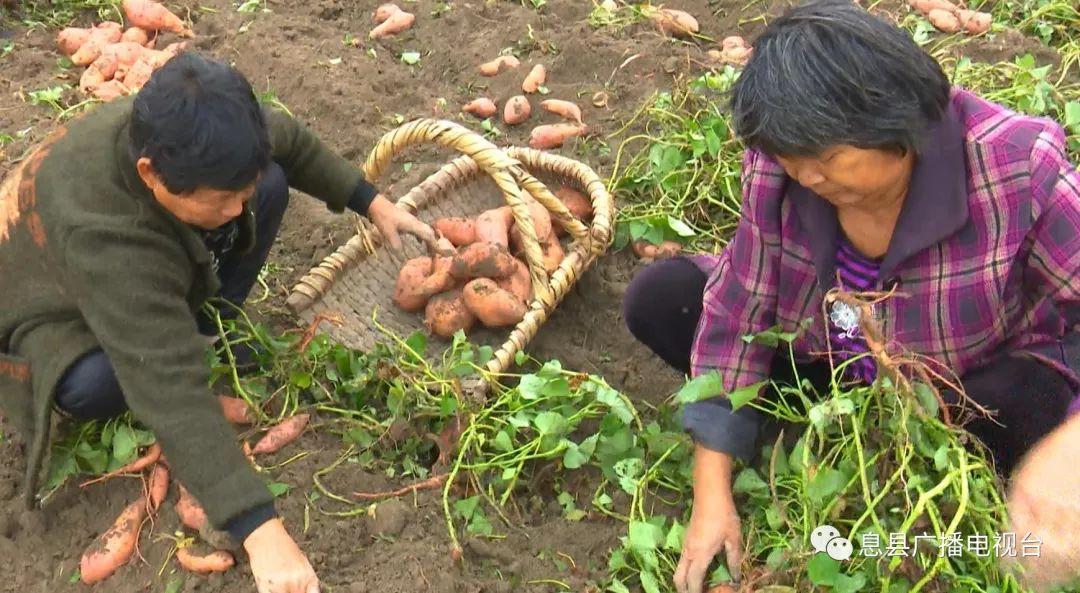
[363,118,552,305]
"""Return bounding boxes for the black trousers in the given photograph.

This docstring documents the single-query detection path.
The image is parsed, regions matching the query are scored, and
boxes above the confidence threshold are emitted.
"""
[53,162,290,420]
[623,256,1076,478]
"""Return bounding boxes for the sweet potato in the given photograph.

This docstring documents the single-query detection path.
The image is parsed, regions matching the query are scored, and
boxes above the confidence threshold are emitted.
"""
[463,279,527,328]
[252,413,310,455]
[424,289,476,338]
[374,2,401,23]
[475,206,514,248]
[434,217,476,247]
[92,79,132,102]
[522,64,546,93]
[529,123,587,150]
[721,35,747,50]
[80,64,109,92]
[147,463,169,512]
[496,257,532,304]
[541,240,564,275]
[539,99,583,124]
[927,8,961,32]
[552,185,593,236]
[70,23,124,66]
[451,242,517,280]
[508,198,553,250]
[956,9,991,33]
[417,238,457,297]
[175,485,208,531]
[503,95,531,125]
[711,45,752,66]
[907,0,957,14]
[648,8,699,38]
[92,41,150,79]
[463,97,497,119]
[176,548,235,574]
[478,55,520,76]
[121,26,151,46]
[218,395,254,425]
[80,500,146,584]
[370,9,415,38]
[393,256,434,312]
[122,0,195,37]
[632,239,682,260]
[56,27,93,56]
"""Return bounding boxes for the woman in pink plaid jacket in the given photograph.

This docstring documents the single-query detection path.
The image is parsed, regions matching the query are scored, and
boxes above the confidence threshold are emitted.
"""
[623,1,1080,591]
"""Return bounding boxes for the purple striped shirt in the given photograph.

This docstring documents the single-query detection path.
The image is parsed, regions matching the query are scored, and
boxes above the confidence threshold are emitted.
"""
[829,238,880,383]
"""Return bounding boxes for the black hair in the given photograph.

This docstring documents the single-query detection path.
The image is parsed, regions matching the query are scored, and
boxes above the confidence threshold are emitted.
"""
[728,0,951,157]
[129,50,270,194]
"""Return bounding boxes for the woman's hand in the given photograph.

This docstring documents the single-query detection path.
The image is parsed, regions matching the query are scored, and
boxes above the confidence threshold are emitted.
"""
[366,194,441,253]
[674,445,743,593]
[244,519,320,593]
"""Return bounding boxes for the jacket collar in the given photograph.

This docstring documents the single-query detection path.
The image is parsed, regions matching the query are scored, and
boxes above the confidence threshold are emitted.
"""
[789,99,969,289]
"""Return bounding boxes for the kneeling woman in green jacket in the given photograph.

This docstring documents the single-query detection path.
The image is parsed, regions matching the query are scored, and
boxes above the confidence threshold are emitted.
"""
[0,51,437,593]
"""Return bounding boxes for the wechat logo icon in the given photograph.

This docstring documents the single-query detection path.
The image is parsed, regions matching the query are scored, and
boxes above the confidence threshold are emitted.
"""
[812,524,854,561]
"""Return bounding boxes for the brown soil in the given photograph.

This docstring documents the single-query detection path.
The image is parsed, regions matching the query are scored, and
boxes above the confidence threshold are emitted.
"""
[0,0,1065,592]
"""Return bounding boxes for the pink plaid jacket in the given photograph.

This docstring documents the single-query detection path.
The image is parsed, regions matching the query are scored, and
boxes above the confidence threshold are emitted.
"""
[689,88,1080,399]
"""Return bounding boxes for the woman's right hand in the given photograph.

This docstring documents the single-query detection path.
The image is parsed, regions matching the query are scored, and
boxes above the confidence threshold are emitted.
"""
[673,446,744,593]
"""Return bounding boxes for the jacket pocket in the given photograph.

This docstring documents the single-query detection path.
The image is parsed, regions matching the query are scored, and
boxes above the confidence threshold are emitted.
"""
[0,352,35,435]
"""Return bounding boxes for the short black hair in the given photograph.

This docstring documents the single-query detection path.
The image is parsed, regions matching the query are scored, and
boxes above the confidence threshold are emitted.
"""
[129,51,270,194]
[728,0,951,157]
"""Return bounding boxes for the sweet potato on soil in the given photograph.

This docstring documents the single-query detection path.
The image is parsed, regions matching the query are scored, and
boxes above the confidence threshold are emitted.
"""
[434,217,476,246]
[503,95,531,125]
[393,256,435,312]
[80,500,146,584]
[374,2,401,23]
[632,240,683,260]
[70,23,124,66]
[147,463,169,512]
[496,257,532,304]
[462,98,497,119]
[218,395,254,425]
[475,206,514,248]
[121,26,151,46]
[424,289,476,338]
[176,548,235,574]
[463,279,527,328]
[80,442,162,487]
[122,0,195,37]
[91,80,130,101]
[539,99,583,124]
[252,413,310,455]
[529,123,587,149]
[709,45,752,66]
[648,8,699,38]
[956,9,991,33]
[450,242,517,280]
[478,55,520,76]
[370,9,415,38]
[176,485,208,531]
[927,8,961,32]
[721,35,747,50]
[522,64,546,93]
[80,64,109,92]
[57,27,93,56]
[907,0,958,14]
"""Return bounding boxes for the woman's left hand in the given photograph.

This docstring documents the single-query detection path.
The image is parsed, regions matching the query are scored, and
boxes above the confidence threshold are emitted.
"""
[366,194,444,254]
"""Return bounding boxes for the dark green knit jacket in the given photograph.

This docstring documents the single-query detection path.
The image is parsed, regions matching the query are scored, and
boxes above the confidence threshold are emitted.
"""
[0,95,368,534]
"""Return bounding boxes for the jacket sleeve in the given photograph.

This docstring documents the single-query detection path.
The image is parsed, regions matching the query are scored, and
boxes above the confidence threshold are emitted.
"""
[681,148,784,460]
[264,107,380,215]
[62,225,276,533]
[1024,121,1080,329]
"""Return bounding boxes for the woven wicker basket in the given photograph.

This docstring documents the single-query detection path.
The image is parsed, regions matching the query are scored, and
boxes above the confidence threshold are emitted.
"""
[285,118,615,376]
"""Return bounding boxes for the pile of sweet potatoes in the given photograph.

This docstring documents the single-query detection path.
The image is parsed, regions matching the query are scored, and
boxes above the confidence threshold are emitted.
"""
[394,185,593,338]
[907,0,991,34]
[54,0,193,101]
